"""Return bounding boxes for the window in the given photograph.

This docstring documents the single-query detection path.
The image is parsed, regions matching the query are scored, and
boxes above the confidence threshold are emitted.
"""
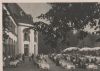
[34,31,37,42]
[24,32,30,41]
[34,44,36,55]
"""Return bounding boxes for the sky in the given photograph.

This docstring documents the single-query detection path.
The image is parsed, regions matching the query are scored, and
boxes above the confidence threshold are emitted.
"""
[18,3,51,24]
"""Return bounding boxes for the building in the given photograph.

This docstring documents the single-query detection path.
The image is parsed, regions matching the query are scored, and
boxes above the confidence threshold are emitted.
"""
[3,3,38,57]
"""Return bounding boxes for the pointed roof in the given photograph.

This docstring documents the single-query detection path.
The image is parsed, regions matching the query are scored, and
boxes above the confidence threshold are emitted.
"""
[4,3,33,25]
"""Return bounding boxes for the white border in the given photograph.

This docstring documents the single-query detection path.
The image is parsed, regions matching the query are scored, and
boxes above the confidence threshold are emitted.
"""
[2,0,100,3]
[0,1,3,71]
[1,0,100,71]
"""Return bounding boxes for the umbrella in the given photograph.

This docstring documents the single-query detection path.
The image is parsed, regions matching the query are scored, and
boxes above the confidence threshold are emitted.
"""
[79,47,92,51]
[92,47,100,50]
[63,47,79,52]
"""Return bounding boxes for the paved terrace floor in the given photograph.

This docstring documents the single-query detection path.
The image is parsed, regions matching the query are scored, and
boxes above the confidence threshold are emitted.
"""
[3,57,66,71]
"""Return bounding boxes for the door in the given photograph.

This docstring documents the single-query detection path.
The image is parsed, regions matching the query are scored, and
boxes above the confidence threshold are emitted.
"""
[24,44,29,56]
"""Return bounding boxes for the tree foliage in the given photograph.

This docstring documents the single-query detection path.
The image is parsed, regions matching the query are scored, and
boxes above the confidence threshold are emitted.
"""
[32,3,100,49]
[38,3,100,31]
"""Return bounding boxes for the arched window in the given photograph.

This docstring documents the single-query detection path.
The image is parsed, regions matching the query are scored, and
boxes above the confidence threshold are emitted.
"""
[24,32,30,41]
[23,29,30,41]
[34,31,37,42]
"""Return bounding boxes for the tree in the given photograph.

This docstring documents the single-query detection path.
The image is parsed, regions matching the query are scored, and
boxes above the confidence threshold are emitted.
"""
[31,3,100,51]
[78,33,97,48]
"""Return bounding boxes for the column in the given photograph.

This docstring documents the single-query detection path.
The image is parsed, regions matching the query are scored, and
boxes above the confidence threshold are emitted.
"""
[18,26,24,55]
[13,41,15,56]
[29,29,34,55]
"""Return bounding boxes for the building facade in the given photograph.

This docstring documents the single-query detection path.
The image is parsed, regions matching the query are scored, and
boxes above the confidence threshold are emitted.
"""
[3,4,18,57]
[3,3,38,57]
[17,24,38,56]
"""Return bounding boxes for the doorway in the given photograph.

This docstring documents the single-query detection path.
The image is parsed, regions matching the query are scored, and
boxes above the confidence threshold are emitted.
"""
[24,44,29,56]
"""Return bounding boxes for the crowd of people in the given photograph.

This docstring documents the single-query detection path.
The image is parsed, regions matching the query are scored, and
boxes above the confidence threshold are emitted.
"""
[3,54,24,67]
[33,54,50,70]
[49,50,100,70]
[3,53,50,70]
[3,48,100,71]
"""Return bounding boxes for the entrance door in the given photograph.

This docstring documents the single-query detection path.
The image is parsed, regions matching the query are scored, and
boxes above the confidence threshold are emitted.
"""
[24,44,29,56]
